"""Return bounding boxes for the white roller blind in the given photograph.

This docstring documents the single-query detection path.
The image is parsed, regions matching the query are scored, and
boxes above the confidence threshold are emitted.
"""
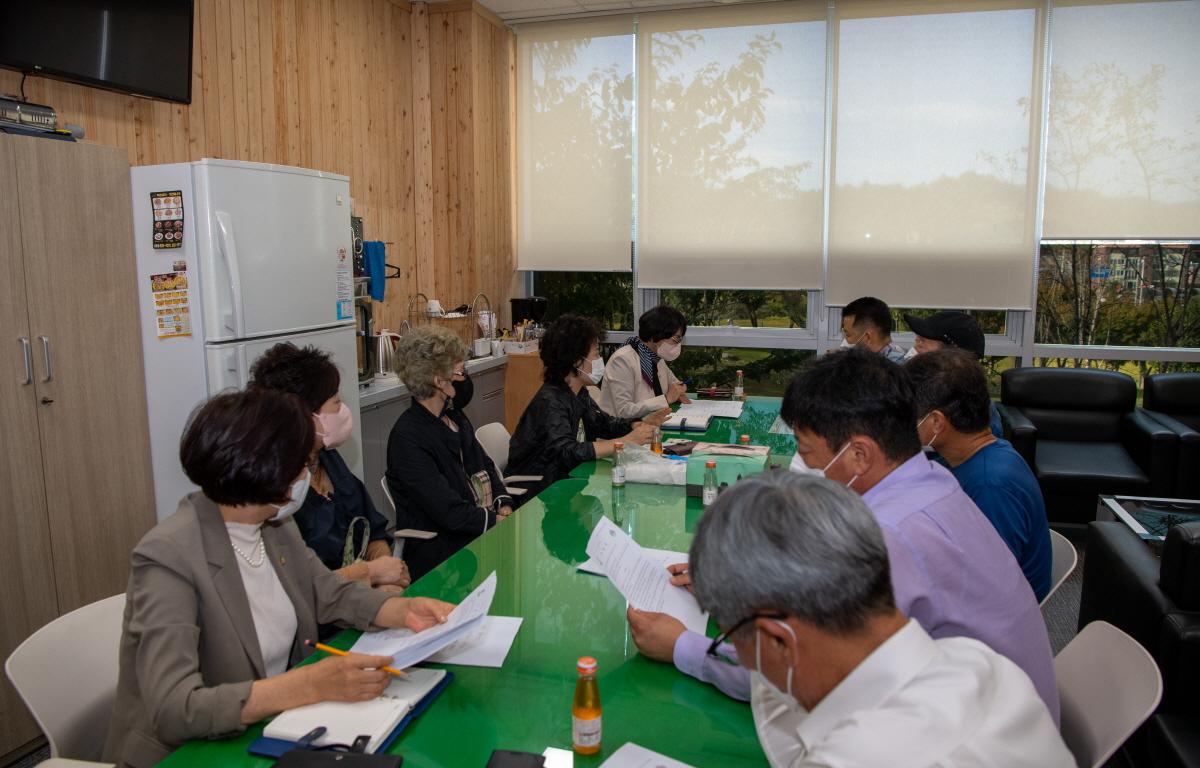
[826,0,1044,309]
[1043,0,1200,239]
[516,19,634,271]
[636,3,827,290]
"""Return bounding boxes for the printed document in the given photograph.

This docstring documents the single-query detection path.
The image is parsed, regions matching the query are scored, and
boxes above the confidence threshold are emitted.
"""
[427,615,522,668]
[600,743,697,768]
[585,517,708,634]
[350,571,496,668]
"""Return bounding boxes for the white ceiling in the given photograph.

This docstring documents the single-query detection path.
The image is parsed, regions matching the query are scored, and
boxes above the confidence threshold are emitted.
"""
[462,0,767,23]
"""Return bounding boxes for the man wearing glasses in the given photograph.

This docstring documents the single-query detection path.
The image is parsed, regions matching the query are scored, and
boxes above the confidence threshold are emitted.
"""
[686,472,1071,767]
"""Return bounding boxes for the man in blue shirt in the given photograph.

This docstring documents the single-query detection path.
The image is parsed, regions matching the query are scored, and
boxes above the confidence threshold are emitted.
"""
[906,348,1052,601]
[903,310,1002,437]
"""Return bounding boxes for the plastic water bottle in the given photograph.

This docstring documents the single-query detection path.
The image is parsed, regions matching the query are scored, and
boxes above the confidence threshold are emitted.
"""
[734,370,745,401]
[703,460,718,507]
[572,657,602,755]
[611,441,626,487]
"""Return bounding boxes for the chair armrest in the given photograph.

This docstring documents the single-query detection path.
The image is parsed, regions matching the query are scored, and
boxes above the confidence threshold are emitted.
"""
[1079,521,1176,654]
[1160,612,1200,715]
[394,529,438,540]
[996,403,1036,468]
[1123,410,1179,496]
[504,475,543,483]
[1144,410,1200,443]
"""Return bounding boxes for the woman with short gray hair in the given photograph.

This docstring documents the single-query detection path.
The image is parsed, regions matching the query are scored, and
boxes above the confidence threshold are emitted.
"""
[386,327,512,580]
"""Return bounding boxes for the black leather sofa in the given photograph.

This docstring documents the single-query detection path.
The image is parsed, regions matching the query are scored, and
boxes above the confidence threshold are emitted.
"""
[1079,521,1200,767]
[1142,373,1200,501]
[997,367,1177,525]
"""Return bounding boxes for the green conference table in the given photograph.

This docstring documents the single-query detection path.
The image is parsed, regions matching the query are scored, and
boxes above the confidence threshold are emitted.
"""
[161,397,791,767]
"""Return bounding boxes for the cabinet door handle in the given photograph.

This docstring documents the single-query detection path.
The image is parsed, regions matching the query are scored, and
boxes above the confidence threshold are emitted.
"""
[38,335,53,382]
[18,337,32,385]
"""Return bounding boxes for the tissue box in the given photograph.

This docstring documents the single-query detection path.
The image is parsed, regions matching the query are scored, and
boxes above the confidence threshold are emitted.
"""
[684,454,771,498]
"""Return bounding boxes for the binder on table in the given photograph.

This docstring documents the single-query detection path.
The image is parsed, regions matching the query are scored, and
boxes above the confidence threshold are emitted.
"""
[248,669,453,758]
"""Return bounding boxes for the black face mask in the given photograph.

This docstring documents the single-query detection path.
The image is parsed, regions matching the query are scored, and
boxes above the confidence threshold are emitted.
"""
[452,371,474,411]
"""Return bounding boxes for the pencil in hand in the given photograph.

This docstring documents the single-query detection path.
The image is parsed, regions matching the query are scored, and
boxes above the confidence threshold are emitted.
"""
[303,639,408,678]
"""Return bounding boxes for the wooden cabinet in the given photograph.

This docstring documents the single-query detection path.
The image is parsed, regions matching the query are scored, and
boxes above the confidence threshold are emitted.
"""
[0,135,156,759]
[504,352,544,433]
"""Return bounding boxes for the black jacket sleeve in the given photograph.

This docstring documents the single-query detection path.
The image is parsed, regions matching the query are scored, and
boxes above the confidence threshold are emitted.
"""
[543,393,599,473]
[583,394,635,441]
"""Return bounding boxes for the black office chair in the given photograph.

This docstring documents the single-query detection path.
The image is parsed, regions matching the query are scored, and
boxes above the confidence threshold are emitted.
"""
[997,367,1176,525]
[1142,373,1200,500]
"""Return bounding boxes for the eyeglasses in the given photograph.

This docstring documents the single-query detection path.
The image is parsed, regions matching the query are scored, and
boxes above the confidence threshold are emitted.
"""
[706,611,786,665]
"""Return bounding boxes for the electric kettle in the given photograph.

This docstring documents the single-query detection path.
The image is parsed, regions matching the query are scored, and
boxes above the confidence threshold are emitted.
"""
[374,330,402,383]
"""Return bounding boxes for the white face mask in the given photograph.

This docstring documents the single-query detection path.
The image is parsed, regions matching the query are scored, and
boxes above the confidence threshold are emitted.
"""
[903,346,919,361]
[917,412,940,453]
[838,337,855,349]
[750,621,804,768]
[585,357,605,385]
[657,340,682,362]
[271,469,310,522]
[788,442,858,488]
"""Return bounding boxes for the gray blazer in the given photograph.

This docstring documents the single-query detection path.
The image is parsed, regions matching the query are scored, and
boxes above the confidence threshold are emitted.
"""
[103,492,391,767]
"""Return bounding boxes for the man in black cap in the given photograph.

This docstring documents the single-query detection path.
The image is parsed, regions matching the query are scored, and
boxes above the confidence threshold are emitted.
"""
[904,311,986,359]
[903,311,1001,437]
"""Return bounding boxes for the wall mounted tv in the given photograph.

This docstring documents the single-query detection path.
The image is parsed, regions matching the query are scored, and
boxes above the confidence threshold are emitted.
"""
[0,1,194,104]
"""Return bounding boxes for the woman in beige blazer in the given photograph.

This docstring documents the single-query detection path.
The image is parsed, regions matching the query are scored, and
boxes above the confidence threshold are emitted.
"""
[103,390,455,768]
[598,305,691,419]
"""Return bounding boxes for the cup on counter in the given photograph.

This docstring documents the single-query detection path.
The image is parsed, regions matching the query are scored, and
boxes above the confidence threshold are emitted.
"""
[491,339,505,357]
[472,338,492,358]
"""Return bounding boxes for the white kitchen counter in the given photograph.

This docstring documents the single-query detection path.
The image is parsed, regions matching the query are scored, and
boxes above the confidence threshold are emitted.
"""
[358,353,508,409]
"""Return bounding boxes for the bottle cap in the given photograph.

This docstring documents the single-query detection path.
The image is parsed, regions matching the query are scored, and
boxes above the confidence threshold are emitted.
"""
[736,369,743,374]
[739,434,750,443]
[614,441,624,449]
[577,656,598,673]
[705,459,716,468]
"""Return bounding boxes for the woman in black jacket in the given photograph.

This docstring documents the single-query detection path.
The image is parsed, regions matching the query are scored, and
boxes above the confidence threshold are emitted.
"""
[507,314,668,500]
[386,327,513,580]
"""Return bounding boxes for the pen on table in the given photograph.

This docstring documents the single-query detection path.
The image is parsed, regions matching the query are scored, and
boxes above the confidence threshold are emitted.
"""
[303,639,407,677]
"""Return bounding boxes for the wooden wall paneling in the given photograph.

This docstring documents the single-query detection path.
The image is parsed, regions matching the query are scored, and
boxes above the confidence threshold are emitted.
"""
[0,136,61,759]
[13,138,156,613]
[410,2,435,329]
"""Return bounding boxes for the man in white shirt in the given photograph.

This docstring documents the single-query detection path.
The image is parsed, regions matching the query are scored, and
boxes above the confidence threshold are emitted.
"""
[688,471,1073,767]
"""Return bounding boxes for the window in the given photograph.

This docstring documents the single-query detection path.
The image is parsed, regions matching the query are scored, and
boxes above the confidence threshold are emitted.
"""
[660,290,808,329]
[676,347,813,397]
[532,271,634,331]
[1036,241,1200,351]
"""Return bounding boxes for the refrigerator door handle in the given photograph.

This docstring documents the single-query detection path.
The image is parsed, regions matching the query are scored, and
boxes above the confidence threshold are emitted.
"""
[214,211,246,339]
[18,337,32,385]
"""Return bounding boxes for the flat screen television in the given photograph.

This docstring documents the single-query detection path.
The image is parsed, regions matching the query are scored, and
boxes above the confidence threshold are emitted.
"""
[0,1,193,104]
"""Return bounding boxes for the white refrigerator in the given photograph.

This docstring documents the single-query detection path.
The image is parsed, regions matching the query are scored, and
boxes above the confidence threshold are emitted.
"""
[131,159,362,521]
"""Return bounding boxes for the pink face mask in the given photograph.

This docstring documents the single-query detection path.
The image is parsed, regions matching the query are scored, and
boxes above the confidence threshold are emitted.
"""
[658,340,682,362]
[315,402,353,450]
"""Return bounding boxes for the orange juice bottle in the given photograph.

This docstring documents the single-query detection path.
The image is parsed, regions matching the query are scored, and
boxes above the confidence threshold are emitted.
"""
[572,656,602,755]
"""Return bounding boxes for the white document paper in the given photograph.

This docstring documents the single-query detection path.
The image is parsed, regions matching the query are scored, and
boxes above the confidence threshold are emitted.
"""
[679,400,745,419]
[350,571,497,668]
[600,743,697,768]
[426,615,522,667]
[577,548,685,577]
[585,517,708,634]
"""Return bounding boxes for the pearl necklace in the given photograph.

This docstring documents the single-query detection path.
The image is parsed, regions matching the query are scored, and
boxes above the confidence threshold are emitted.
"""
[230,534,266,568]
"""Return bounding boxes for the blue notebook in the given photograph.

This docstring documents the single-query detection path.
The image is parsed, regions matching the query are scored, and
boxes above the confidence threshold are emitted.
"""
[248,670,453,758]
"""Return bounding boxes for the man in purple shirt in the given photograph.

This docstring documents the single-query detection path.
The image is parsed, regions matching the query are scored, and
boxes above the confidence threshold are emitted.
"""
[626,348,1059,723]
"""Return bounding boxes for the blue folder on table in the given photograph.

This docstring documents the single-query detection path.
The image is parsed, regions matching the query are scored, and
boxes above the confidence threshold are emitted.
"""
[248,670,453,758]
